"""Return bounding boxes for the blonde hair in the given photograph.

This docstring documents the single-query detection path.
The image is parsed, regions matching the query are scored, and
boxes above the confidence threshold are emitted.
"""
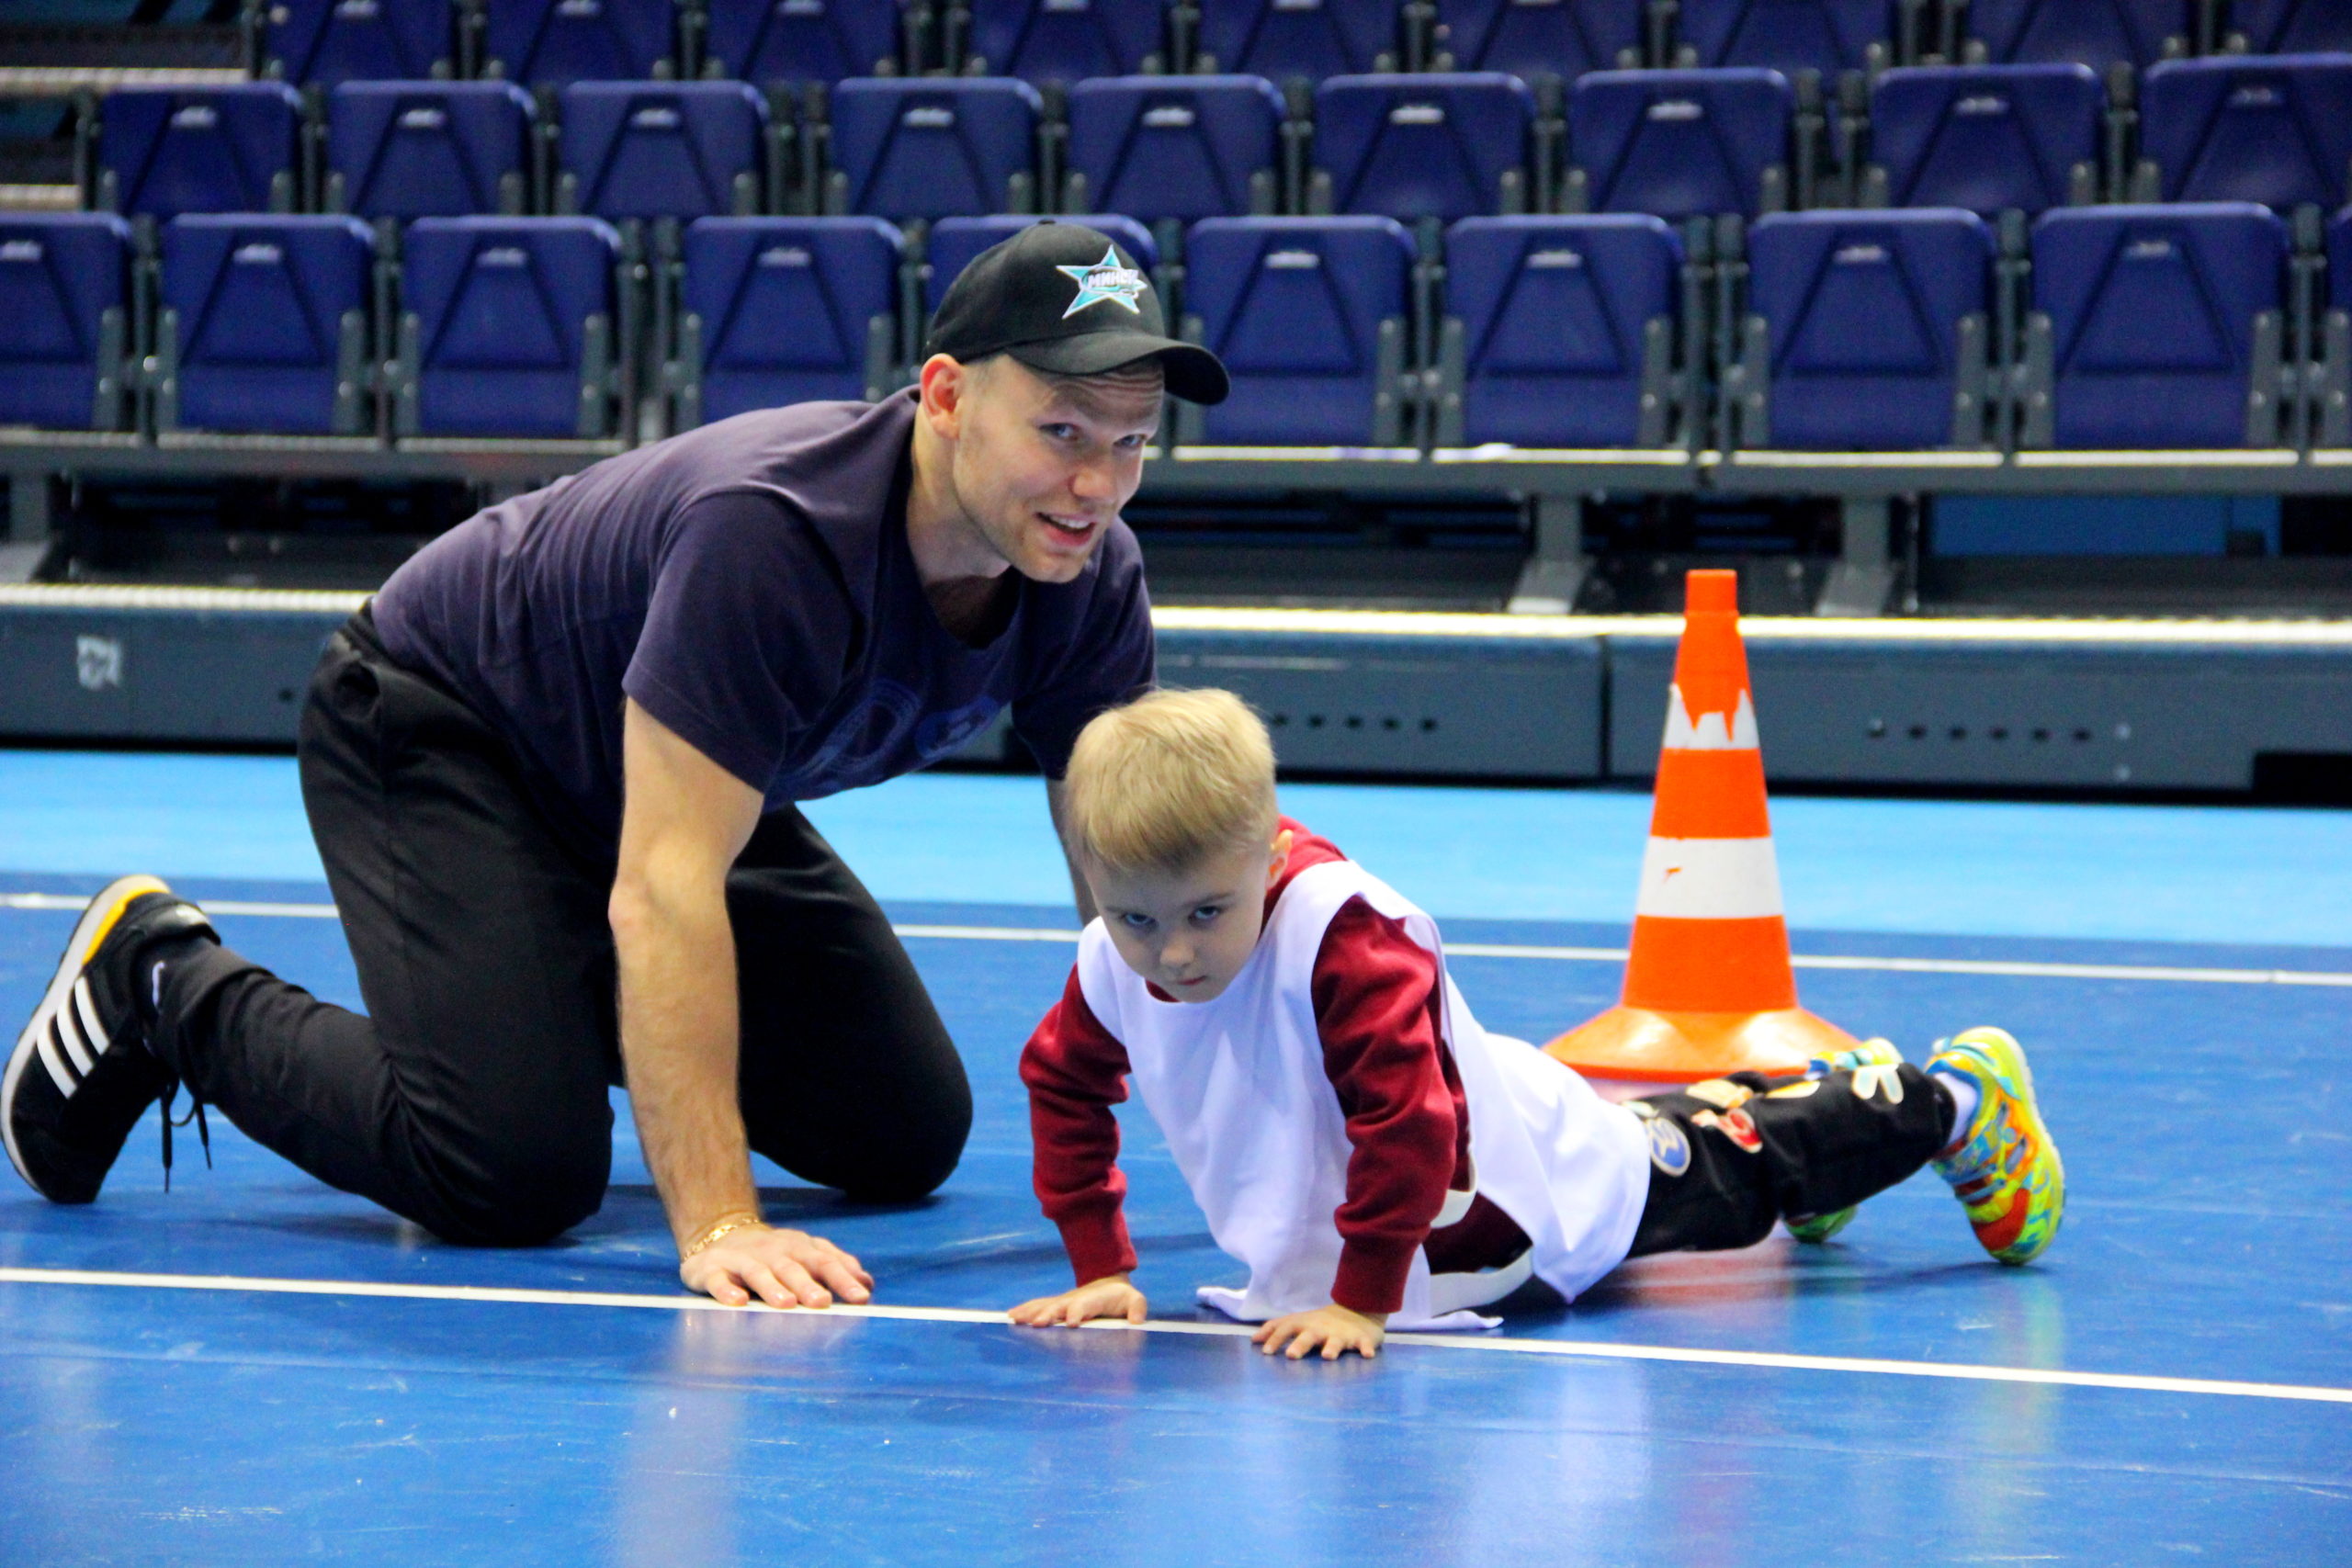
[1061,689,1278,874]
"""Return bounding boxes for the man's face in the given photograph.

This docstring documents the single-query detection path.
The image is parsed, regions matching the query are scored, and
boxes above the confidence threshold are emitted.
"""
[1086,831,1289,1004]
[932,355,1162,583]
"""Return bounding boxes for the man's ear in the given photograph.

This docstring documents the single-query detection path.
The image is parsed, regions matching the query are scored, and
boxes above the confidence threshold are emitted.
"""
[919,354,969,440]
[1265,827,1294,890]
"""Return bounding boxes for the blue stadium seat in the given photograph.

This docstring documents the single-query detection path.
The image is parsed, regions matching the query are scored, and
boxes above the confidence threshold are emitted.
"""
[1739,208,1993,448]
[678,217,902,422]
[325,83,536,219]
[398,217,622,437]
[481,0,678,86]
[2225,0,2352,53]
[922,215,1159,311]
[2322,204,2349,445]
[1063,76,1284,220]
[1566,69,1792,219]
[1864,64,2102,215]
[558,82,768,220]
[98,85,304,220]
[2135,55,2352,211]
[1310,73,1534,220]
[1435,214,1682,447]
[1193,0,1403,81]
[1962,0,2190,70]
[1428,0,1644,78]
[265,0,457,86]
[156,216,377,435]
[826,79,1042,220]
[1674,0,1894,75]
[1182,216,1415,446]
[961,0,1169,84]
[700,0,904,84]
[2028,202,2287,448]
[0,214,135,430]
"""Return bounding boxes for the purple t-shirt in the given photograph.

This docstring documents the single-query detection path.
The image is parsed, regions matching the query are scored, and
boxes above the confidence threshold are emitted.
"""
[372,390,1154,850]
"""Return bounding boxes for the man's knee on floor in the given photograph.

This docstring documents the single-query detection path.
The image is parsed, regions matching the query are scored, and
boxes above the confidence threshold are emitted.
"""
[419,1140,610,1247]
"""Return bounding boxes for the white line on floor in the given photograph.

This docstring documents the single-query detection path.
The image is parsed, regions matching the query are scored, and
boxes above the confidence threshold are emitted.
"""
[2,1265,2345,1406]
[11,891,2344,987]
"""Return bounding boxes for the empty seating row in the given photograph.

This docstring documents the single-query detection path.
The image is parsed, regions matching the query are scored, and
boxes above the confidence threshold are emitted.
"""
[8,207,2347,449]
[90,54,2352,228]
[254,0,2352,88]
[0,212,629,439]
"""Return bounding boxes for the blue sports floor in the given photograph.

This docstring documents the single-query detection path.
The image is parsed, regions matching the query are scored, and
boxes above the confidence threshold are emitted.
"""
[2,754,2347,1565]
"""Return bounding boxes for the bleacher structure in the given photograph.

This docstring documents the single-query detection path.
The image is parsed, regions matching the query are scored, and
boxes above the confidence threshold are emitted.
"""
[1,0,2349,794]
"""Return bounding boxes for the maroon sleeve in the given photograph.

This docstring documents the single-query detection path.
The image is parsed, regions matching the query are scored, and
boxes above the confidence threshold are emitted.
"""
[1020,967,1139,1285]
[1312,897,1468,1316]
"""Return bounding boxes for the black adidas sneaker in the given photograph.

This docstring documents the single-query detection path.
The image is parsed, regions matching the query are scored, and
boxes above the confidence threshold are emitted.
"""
[3,875,216,1203]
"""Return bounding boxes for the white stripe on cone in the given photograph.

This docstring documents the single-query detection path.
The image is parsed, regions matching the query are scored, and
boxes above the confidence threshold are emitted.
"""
[1634,837,1786,919]
[1662,686,1760,751]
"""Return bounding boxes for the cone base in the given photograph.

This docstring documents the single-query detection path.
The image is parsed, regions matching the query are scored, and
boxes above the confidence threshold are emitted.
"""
[1544,1006,1860,1085]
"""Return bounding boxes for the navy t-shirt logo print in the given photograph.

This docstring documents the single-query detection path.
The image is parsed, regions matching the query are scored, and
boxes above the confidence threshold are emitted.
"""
[1057,247,1148,319]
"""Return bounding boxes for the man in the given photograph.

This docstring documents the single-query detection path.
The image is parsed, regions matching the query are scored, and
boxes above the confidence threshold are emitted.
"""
[4,223,1229,1311]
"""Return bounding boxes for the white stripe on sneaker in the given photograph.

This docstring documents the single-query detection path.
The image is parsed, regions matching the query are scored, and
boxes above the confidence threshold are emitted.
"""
[54,988,95,1077]
[35,1010,76,1098]
[72,976,109,1060]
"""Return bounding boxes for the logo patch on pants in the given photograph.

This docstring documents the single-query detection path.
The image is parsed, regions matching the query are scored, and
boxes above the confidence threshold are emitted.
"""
[1692,1106,1763,1154]
[1644,1114,1691,1176]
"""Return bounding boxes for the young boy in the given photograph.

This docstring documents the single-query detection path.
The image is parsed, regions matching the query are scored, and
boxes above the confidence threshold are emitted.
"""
[1010,690,2064,1360]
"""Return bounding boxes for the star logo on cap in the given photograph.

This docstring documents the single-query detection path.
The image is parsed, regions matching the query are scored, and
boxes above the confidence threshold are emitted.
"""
[1057,246,1148,319]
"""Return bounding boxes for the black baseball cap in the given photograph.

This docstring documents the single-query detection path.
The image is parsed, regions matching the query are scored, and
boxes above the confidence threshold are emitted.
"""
[923,221,1229,405]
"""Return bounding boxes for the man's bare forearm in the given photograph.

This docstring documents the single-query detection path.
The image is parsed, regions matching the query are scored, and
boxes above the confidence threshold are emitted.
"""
[611,869,758,1251]
[1045,778,1099,924]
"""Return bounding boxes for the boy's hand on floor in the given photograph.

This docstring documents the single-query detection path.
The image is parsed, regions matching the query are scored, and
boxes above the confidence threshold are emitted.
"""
[1253,1303,1387,1360]
[1009,1274,1148,1327]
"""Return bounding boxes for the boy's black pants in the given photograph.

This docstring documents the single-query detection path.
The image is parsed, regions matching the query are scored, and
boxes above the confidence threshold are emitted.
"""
[1625,1066,1956,1257]
[149,610,974,1247]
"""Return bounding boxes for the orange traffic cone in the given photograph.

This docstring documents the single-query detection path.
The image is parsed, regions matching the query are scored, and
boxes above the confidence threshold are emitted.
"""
[1544,569,1860,1088]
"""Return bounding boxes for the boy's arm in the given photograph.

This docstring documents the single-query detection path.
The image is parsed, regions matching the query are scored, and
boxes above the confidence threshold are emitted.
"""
[1020,967,1137,1284]
[1311,898,1465,1316]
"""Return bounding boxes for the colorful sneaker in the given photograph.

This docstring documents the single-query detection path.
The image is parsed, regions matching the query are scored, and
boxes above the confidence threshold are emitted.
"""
[1928,1026,2064,1265]
[3,876,215,1203]
[1783,1040,1905,1244]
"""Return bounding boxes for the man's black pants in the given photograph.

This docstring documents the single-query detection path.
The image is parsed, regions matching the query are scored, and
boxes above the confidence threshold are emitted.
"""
[1626,1066,1955,1257]
[151,611,974,1246]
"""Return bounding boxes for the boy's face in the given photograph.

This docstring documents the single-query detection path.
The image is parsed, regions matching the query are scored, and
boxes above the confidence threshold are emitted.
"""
[1087,829,1293,1004]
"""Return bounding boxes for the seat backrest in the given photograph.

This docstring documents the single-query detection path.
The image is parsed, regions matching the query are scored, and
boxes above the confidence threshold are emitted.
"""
[99,85,304,220]
[1313,73,1532,220]
[482,0,677,86]
[701,0,903,84]
[1430,0,1644,78]
[1443,213,1680,446]
[267,0,457,85]
[327,83,535,219]
[1183,215,1414,444]
[1963,0,2188,69]
[1569,68,1792,219]
[2227,0,2352,53]
[1066,76,1284,220]
[1867,64,2101,215]
[0,214,133,429]
[2139,55,2352,211]
[560,82,768,220]
[682,216,901,419]
[1674,0,1893,75]
[401,216,620,435]
[1747,208,1992,448]
[160,215,375,434]
[2030,202,2286,447]
[922,214,1159,311]
[828,79,1042,220]
[964,0,1168,84]
[1193,0,1403,81]
[2332,206,2352,313]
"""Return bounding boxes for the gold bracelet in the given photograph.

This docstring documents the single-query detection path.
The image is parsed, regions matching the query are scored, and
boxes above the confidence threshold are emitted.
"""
[681,1213,765,1259]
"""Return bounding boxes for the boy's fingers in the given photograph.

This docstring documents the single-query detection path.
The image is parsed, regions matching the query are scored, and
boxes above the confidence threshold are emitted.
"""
[1125,1296,1148,1324]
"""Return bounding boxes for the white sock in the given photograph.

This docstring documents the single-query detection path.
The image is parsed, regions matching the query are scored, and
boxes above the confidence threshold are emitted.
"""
[1933,1072,1981,1153]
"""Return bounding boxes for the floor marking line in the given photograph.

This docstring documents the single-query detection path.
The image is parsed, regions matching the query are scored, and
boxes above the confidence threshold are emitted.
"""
[8,895,2350,987]
[3,1266,2346,1405]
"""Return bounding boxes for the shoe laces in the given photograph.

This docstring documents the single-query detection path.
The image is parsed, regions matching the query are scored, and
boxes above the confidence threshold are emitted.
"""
[157,1077,211,1192]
